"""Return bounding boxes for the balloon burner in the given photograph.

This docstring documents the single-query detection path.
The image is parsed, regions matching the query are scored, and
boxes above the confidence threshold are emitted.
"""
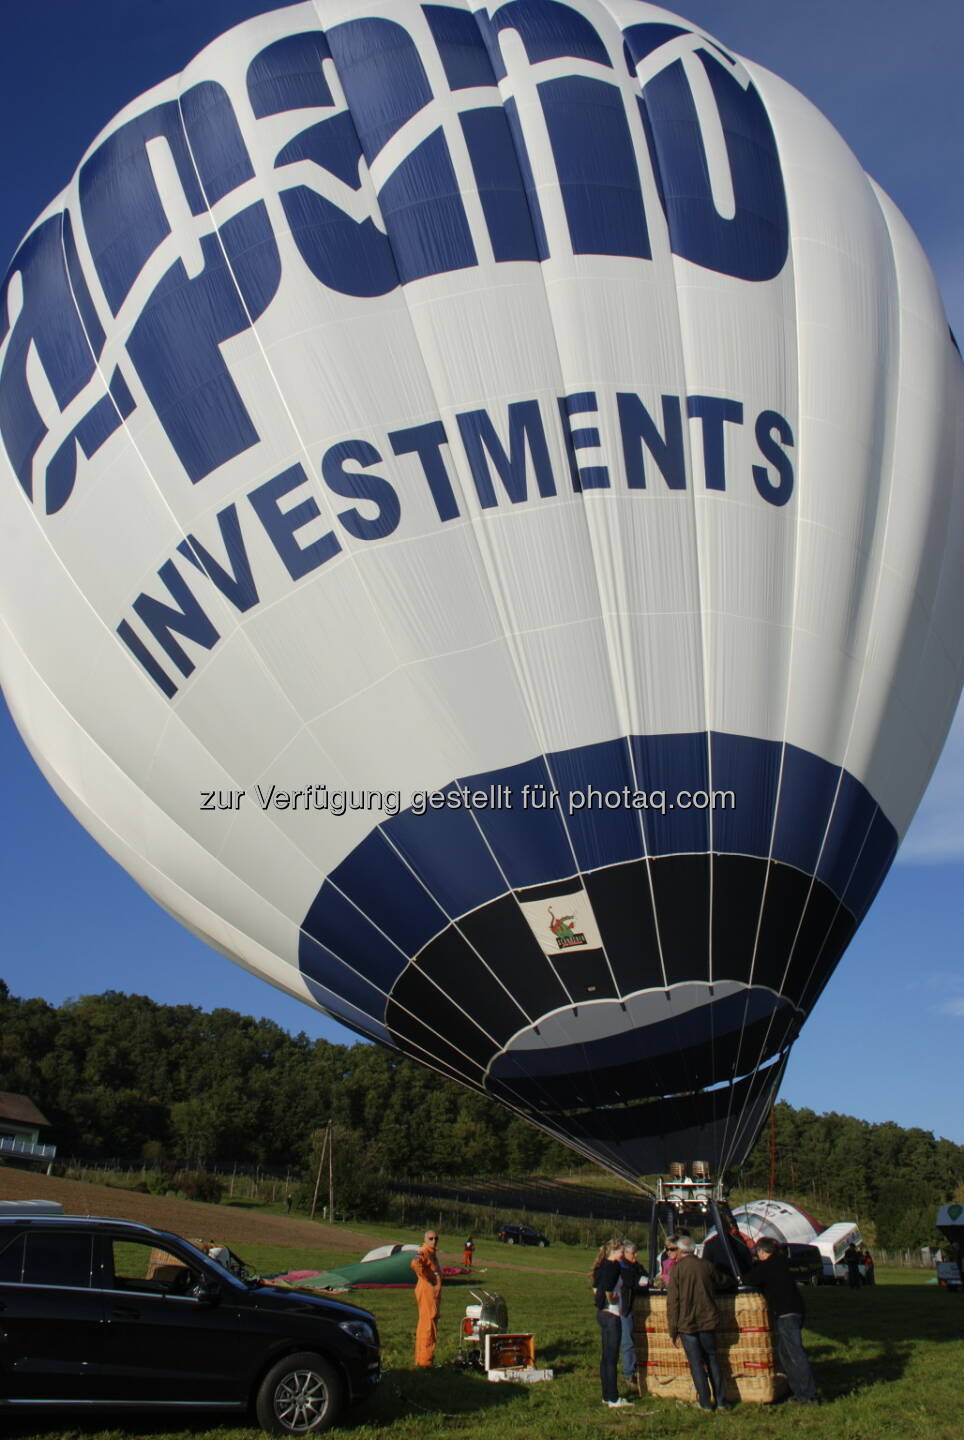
[661,1160,721,1212]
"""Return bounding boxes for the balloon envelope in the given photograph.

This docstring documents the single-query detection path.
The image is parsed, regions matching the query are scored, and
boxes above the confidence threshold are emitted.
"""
[1,0,962,1180]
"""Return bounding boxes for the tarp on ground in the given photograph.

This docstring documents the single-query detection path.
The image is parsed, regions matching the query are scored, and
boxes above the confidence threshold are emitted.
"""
[271,1250,468,1290]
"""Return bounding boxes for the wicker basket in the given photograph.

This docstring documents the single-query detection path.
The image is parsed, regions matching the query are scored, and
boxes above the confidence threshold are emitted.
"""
[639,1370,787,1404]
[146,1238,211,1279]
[146,1246,187,1279]
[633,1292,787,1405]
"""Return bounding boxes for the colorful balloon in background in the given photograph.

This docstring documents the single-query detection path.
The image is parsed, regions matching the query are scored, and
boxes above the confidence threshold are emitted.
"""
[1,1,962,1180]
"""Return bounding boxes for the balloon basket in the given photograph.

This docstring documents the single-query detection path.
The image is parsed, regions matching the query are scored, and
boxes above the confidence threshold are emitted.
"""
[639,1370,787,1405]
[146,1238,215,1279]
[633,1293,787,1405]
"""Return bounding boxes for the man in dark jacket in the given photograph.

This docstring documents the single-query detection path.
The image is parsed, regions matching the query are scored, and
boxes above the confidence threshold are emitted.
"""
[666,1237,731,1412]
[744,1237,818,1403]
[843,1242,864,1289]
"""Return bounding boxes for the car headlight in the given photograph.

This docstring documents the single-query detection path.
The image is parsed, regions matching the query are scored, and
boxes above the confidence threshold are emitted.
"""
[339,1319,376,1346]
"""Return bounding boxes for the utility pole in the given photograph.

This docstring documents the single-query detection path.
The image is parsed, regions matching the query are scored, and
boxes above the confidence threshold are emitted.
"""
[310,1122,330,1221]
[328,1121,334,1225]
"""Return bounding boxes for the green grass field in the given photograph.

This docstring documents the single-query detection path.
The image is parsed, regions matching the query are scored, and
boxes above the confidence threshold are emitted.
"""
[4,1236,961,1440]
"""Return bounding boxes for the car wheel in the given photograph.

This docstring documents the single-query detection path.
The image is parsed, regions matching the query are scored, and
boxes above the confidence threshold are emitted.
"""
[808,1272,819,1287]
[507,1236,515,1244]
[538,1240,547,1248]
[255,1352,343,1435]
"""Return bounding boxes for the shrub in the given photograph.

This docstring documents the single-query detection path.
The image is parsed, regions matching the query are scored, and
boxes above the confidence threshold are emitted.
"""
[175,1170,225,1204]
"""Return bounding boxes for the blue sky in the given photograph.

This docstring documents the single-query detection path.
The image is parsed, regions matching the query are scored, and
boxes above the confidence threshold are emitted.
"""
[1,0,962,1147]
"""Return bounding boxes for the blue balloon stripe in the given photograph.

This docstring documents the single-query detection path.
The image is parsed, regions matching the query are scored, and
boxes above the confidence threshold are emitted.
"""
[383,799,507,918]
[815,770,881,897]
[710,731,782,856]
[842,810,898,916]
[299,932,393,1027]
[631,732,710,853]
[771,744,842,874]
[467,753,577,888]
[301,878,410,991]
[547,736,643,870]
[328,829,450,955]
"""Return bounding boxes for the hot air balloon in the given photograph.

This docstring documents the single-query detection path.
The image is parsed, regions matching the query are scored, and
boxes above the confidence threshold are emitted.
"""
[1,0,962,1186]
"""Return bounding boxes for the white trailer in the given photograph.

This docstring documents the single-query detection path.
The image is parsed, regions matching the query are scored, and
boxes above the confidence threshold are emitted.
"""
[813,1222,864,1284]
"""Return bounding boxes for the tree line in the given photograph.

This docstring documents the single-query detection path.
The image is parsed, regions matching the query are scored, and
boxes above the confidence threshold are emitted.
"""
[738,1100,964,1249]
[1,984,960,1244]
[0,983,570,1177]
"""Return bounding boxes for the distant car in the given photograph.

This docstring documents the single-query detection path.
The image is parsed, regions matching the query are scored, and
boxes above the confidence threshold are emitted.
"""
[784,1243,824,1287]
[0,1213,379,1434]
[497,1224,549,1247]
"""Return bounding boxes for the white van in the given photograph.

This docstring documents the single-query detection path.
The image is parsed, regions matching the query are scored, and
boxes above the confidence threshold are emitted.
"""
[814,1222,864,1284]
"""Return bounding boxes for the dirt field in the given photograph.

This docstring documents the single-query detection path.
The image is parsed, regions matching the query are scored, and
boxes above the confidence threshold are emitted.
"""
[0,1166,586,1273]
[0,1164,375,1251]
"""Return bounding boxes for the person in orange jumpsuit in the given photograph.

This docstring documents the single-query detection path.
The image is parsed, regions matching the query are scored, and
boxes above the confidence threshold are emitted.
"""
[462,1237,475,1269]
[411,1229,442,1366]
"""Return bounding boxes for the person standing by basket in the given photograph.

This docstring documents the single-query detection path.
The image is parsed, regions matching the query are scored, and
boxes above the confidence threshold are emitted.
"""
[592,1240,634,1409]
[745,1236,819,1404]
[617,1240,647,1387]
[411,1229,443,1367]
[658,1229,689,1287]
[666,1236,731,1412]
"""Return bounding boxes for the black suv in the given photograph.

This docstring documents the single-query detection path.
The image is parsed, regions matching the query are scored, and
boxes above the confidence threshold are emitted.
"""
[497,1224,549,1247]
[0,1214,379,1433]
[785,1242,824,1287]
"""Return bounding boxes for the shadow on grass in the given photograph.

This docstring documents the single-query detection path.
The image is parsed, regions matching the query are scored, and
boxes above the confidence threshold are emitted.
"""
[777,1284,963,1399]
[806,1284,961,1349]
[0,1372,518,1439]
[807,1337,912,1399]
[367,1366,517,1424]
[530,1339,581,1375]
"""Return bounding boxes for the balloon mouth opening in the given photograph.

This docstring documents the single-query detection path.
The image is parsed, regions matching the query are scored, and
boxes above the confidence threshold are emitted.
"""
[486,979,797,1088]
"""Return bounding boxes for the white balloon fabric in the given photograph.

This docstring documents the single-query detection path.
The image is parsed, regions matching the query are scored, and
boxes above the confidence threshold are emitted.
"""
[1,0,962,1179]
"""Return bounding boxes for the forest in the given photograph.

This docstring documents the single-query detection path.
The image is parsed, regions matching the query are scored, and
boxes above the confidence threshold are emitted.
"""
[1,982,960,1247]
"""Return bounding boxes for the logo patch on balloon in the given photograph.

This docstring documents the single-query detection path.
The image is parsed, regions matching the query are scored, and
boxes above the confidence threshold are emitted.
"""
[518,883,601,957]
[548,910,586,951]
